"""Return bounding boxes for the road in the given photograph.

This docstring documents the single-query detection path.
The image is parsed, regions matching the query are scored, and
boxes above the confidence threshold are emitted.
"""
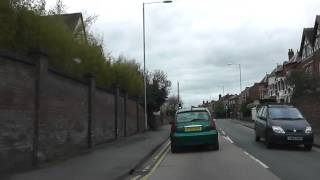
[143,119,320,180]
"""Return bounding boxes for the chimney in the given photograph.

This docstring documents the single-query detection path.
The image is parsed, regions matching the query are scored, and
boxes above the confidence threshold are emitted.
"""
[219,94,222,100]
[288,49,294,60]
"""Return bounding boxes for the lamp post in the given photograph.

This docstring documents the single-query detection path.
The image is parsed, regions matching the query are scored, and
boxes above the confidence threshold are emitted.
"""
[228,63,242,93]
[143,1,172,130]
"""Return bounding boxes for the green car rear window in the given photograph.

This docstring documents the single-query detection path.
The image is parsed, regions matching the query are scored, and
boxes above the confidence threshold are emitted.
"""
[176,111,209,123]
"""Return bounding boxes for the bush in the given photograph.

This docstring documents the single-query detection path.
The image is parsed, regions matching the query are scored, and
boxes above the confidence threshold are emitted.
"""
[0,0,144,97]
[287,70,320,99]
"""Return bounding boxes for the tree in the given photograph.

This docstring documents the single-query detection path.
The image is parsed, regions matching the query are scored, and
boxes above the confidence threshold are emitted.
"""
[48,0,65,15]
[0,0,146,97]
[287,70,320,99]
[164,95,182,116]
[214,101,225,118]
[146,70,171,129]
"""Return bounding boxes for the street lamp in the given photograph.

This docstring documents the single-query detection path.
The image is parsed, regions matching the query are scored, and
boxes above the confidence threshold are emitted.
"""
[227,63,242,93]
[143,1,172,130]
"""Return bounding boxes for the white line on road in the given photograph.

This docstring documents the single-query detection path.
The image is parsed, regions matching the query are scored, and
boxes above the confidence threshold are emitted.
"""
[243,151,269,169]
[142,165,151,172]
[314,147,320,153]
[221,130,226,136]
[223,136,234,144]
[131,175,142,180]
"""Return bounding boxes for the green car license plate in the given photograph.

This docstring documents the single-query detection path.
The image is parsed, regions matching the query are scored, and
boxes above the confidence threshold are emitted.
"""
[184,126,202,132]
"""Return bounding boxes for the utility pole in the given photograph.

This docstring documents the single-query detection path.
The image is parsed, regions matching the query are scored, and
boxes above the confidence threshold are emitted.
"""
[223,85,225,97]
[177,81,180,103]
[142,1,172,130]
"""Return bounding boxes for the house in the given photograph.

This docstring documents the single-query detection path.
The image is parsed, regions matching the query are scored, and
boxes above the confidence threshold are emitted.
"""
[228,95,240,117]
[312,15,320,74]
[299,15,320,75]
[258,74,269,100]
[47,13,88,42]
[299,27,315,74]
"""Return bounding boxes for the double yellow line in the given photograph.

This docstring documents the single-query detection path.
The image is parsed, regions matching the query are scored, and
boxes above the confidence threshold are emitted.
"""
[131,141,171,180]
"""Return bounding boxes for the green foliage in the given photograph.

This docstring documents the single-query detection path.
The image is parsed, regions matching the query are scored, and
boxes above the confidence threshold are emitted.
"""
[163,95,182,116]
[214,101,225,118]
[147,70,171,112]
[287,70,320,98]
[214,101,224,114]
[0,0,145,97]
[240,103,251,117]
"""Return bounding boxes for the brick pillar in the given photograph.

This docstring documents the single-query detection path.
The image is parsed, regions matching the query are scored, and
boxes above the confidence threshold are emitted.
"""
[124,92,128,137]
[114,88,119,139]
[30,49,48,167]
[84,73,95,148]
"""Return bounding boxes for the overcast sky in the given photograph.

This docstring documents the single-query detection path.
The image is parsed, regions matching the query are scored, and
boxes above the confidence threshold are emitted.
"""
[47,0,320,106]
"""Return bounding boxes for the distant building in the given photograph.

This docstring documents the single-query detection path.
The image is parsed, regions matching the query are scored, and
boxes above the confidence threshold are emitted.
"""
[47,13,88,42]
[299,16,320,75]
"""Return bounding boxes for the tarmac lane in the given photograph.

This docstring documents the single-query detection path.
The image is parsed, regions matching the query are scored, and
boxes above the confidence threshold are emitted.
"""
[146,130,280,180]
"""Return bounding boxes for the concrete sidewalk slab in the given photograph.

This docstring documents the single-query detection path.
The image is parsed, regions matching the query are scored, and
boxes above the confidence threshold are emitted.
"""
[4,125,170,180]
[228,119,320,147]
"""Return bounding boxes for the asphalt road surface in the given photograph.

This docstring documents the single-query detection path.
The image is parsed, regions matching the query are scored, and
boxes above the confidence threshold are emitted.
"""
[146,119,320,180]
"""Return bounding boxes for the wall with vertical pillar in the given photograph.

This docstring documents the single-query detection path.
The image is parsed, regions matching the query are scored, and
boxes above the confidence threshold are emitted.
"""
[0,52,35,171]
[0,50,146,172]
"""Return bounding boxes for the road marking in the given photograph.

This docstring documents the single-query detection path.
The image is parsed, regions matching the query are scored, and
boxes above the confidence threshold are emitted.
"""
[223,136,234,144]
[142,165,151,172]
[314,147,320,153]
[221,130,226,136]
[243,151,269,169]
[131,175,142,180]
[153,141,170,160]
[141,145,170,180]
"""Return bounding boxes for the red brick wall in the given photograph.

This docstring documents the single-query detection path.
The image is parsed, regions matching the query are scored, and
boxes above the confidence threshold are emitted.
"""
[0,51,145,172]
[39,72,89,162]
[314,51,320,74]
[127,99,138,136]
[0,56,35,170]
[293,94,320,136]
[94,89,115,145]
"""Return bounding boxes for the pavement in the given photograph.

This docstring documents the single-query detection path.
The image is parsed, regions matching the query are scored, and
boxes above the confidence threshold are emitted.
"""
[231,118,320,147]
[3,125,170,180]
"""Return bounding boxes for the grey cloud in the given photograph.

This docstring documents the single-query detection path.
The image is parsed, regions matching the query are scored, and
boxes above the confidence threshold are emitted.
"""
[66,0,320,106]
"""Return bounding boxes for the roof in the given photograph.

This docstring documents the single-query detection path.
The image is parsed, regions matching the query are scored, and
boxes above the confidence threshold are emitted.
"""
[287,53,301,64]
[60,13,83,32]
[259,74,269,83]
[316,15,320,24]
[272,65,283,73]
[229,95,239,100]
[47,13,83,32]
[304,28,314,44]
[299,27,314,56]
[270,67,277,76]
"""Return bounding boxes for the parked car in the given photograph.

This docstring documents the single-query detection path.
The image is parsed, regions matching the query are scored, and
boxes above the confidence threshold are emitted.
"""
[254,104,314,150]
[170,107,219,153]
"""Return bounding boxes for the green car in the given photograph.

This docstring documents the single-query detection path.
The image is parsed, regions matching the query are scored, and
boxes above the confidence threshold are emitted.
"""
[170,107,219,153]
